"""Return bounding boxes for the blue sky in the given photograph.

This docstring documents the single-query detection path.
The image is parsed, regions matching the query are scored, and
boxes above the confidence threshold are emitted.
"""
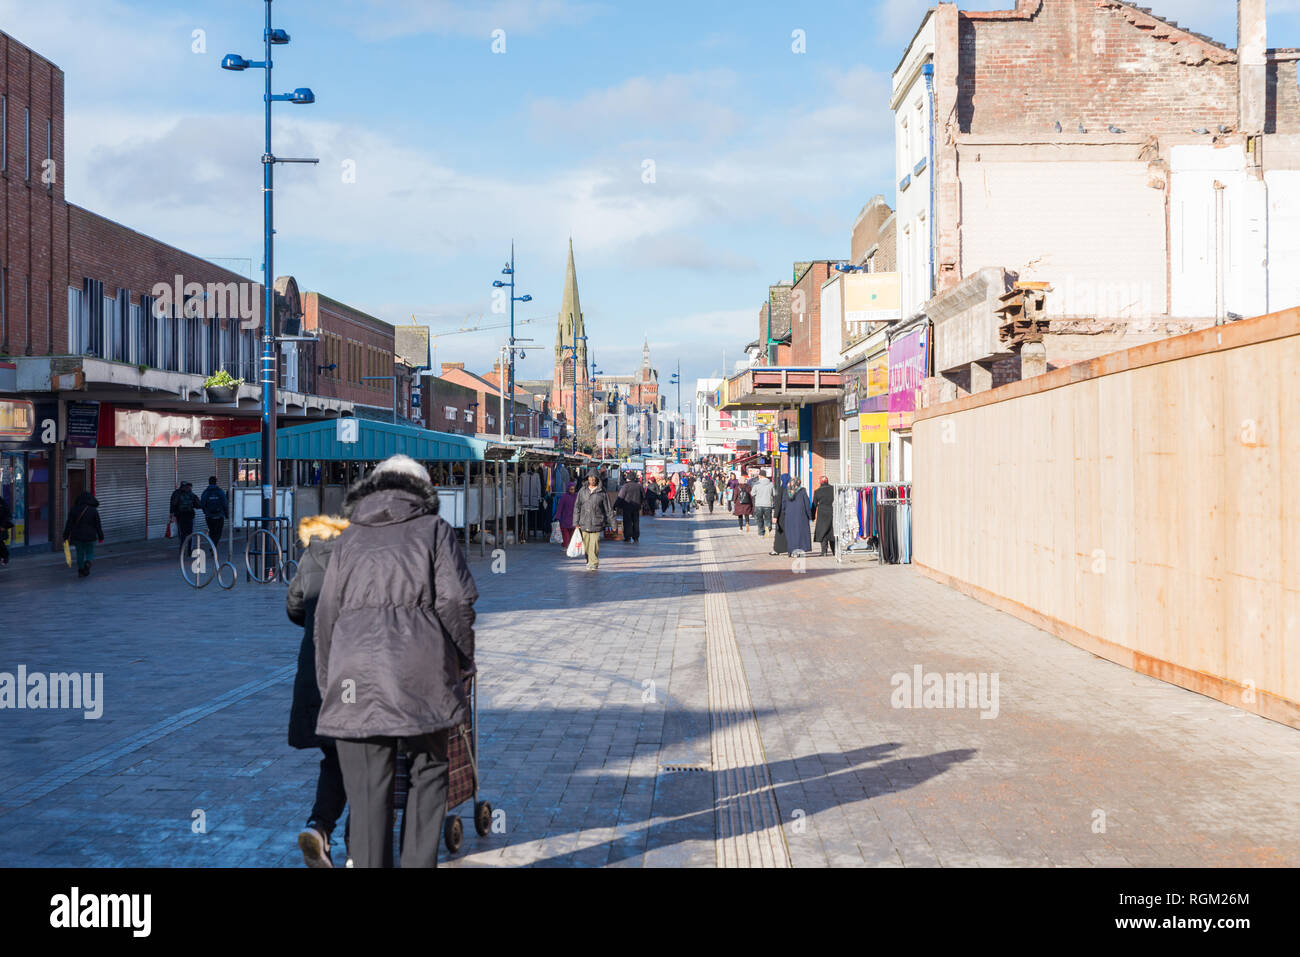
[3,0,1298,396]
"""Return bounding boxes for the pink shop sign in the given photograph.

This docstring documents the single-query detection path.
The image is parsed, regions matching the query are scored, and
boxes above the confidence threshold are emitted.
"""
[888,326,929,414]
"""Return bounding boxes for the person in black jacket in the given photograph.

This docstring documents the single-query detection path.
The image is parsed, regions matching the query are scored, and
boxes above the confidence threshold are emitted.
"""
[0,496,12,566]
[169,482,199,553]
[314,455,479,868]
[199,476,229,547]
[287,513,350,868]
[812,476,836,556]
[62,491,104,577]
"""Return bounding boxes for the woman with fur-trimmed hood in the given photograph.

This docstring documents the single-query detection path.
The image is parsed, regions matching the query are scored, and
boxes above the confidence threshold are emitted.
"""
[287,512,350,868]
[313,455,480,868]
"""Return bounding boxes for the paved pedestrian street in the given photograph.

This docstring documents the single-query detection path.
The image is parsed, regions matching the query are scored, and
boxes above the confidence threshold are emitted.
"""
[1,510,1297,868]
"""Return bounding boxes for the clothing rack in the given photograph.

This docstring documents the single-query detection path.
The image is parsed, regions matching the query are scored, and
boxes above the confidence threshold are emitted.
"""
[832,482,912,565]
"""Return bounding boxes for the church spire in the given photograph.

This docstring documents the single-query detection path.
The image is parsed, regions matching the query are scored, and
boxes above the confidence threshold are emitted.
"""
[555,237,585,360]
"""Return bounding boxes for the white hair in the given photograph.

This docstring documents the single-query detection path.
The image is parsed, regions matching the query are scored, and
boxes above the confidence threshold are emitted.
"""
[371,454,430,484]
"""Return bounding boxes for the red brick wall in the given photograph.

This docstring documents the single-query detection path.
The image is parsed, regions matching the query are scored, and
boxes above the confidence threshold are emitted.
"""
[303,292,395,409]
[67,204,258,326]
[957,0,1238,135]
[790,262,832,367]
[0,34,66,356]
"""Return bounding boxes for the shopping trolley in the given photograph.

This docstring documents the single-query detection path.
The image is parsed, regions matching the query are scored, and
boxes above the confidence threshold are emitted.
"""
[391,674,491,857]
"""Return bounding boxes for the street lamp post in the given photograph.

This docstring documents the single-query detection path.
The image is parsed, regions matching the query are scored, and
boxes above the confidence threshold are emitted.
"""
[669,360,681,459]
[491,243,531,437]
[222,0,316,523]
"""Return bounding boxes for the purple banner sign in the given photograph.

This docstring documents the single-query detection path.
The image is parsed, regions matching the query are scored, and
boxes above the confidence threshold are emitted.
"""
[888,326,929,414]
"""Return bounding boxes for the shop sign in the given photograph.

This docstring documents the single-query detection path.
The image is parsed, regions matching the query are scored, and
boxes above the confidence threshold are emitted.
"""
[112,408,257,447]
[778,442,789,453]
[888,326,929,414]
[841,367,863,416]
[866,353,889,397]
[0,399,36,440]
[858,412,889,444]
[66,403,101,449]
[0,399,57,448]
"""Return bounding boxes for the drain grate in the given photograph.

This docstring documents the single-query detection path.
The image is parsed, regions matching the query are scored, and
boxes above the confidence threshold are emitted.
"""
[659,764,711,773]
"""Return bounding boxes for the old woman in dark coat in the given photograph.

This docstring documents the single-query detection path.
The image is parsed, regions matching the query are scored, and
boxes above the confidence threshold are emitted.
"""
[314,454,479,868]
[287,513,350,867]
[780,477,813,556]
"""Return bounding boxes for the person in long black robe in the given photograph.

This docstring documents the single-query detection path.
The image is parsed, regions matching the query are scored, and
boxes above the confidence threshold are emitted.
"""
[811,477,835,555]
[780,479,813,556]
[770,474,789,555]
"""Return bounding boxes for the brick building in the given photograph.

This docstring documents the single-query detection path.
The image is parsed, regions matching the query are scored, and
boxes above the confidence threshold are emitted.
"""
[438,362,534,439]
[894,0,1300,408]
[303,292,398,417]
[0,30,359,552]
[419,371,479,436]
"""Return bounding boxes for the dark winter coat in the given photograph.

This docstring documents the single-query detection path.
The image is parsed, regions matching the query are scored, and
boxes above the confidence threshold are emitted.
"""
[812,483,835,543]
[703,478,716,501]
[574,484,614,532]
[313,471,479,740]
[617,480,643,506]
[199,484,229,520]
[772,480,788,553]
[169,488,199,517]
[780,487,814,555]
[287,534,340,750]
[63,492,104,544]
[732,482,754,517]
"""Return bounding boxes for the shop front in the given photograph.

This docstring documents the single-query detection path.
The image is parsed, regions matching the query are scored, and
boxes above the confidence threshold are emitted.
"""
[0,397,58,553]
[90,404,259,543]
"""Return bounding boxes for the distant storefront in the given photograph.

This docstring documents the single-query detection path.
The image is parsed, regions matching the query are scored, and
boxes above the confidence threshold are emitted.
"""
[0,397,58,552]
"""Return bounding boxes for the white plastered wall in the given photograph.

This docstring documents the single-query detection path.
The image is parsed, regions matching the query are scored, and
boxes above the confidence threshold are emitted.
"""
[960,157,1167,319]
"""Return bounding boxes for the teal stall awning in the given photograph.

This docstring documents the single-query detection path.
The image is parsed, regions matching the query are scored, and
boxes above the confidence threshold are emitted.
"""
[209,418,491,462]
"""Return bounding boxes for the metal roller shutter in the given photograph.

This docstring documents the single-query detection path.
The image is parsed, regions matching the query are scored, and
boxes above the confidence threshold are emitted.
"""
[821,439,840,484]
[848,427,864,484]
[146,447,176,538]
[177,447,217,491]
[94,448,146,543]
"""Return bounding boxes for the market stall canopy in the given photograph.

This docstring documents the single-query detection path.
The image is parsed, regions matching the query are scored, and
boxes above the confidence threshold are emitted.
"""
[719,366,844,410]
[209,417,490,462]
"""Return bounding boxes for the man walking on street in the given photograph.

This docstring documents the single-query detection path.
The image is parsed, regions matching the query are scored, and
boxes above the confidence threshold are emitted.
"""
[169,481,200,551]
[616,471,643,544]
[751,469,775,538]
[575,471,615,570]
[199,476,229,547]
[702,474,717,514]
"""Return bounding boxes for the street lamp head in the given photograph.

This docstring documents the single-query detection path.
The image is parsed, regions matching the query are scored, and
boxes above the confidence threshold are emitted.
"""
[502,266,513,275]
[268,28,291,44]
[519,294,532,302]
[290,87,316,104]
[492,280,505,288]
[221,54,250,71]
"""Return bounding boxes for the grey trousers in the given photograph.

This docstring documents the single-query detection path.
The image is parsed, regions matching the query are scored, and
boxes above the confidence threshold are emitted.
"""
[336,731,450,868]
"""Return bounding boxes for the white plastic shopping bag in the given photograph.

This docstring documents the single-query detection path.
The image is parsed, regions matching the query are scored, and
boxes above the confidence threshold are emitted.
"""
[566,527,585,558]
[550,521,563,545]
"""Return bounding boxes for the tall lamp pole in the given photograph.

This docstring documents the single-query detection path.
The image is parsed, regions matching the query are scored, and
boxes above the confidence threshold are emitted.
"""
[559,335,586,453]
[669,361,681,459]
[491,243,531,436]
[222,0,316,522]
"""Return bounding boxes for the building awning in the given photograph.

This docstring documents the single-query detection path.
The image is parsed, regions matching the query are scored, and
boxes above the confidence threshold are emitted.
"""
[210,417,490,462]
[720,367,844,410]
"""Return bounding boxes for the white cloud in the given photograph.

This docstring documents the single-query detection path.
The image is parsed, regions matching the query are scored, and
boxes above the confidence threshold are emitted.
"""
[529,70,742,143]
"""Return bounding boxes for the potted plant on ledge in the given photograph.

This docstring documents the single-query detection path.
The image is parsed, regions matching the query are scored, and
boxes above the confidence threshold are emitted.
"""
[204,370,244,403]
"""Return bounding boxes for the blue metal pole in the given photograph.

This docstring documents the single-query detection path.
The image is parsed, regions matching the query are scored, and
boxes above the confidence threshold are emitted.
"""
[261,0,277,521]
[507,241,515,437]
